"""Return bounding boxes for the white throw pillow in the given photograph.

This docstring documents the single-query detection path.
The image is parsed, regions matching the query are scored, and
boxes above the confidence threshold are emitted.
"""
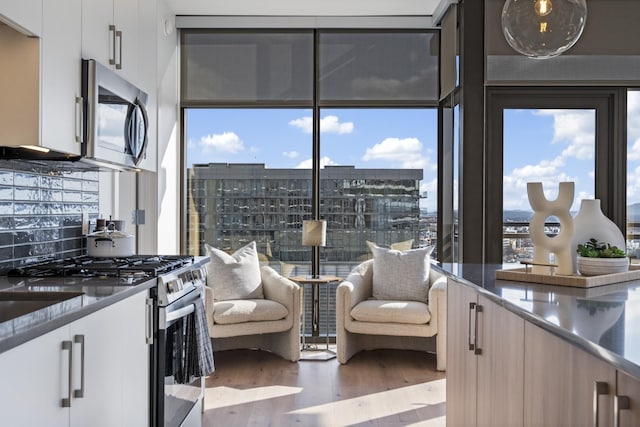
[369,243,434,302]
[205,241,264,301]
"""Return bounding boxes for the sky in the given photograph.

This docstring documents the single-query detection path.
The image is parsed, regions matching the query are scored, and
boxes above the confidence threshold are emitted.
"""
[186,92,640,214]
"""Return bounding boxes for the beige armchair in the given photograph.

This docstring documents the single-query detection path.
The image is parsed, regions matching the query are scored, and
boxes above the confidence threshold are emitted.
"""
[203,265,301,362]
[336,259,447,371]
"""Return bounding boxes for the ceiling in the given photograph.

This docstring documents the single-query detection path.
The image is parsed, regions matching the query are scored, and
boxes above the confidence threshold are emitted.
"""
[166,0,443,17]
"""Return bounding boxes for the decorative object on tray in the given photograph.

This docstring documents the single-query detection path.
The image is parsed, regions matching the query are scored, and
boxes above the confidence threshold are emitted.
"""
[576,238,629,276]
[495,264,640,288]
[570,199,626,274]
[527,182,575,275]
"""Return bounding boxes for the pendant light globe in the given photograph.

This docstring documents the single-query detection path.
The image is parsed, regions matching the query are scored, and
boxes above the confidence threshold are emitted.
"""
[501,0,587,59]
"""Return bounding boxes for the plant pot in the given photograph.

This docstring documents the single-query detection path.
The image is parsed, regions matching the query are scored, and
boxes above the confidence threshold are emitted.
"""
[576,256,629,276]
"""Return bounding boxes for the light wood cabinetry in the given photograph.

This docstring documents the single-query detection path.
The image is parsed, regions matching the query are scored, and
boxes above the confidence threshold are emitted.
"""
[447,280,524,427]
[0,0,42,36]
[40,0,83,156]
[0,291,149,426]
[524,322,616,427]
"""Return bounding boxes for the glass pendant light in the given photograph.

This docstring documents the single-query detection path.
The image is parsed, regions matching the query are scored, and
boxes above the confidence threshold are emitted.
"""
[501,0,587,59]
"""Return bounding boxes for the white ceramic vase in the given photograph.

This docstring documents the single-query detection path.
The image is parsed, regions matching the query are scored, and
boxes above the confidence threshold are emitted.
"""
[571,199,626,273]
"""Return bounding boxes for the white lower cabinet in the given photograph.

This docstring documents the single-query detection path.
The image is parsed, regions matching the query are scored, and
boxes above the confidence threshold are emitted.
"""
[0,291,149,426]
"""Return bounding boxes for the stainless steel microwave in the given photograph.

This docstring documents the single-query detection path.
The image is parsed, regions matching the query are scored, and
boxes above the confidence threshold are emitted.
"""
[81,59,149,170]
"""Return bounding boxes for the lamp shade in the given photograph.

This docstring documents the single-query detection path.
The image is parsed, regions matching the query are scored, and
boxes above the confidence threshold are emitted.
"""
[302,220,326,247]
[501,0,587,59]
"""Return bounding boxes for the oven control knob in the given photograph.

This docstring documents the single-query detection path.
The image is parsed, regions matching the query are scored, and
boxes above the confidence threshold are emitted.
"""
[167,278,183,293]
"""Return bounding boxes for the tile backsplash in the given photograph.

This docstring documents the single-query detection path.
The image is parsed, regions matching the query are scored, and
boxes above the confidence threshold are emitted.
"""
[0,160,99,273]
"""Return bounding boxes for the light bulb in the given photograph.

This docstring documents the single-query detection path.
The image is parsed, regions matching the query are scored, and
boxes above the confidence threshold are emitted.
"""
[501,0,587,59]
[535,0,552,17]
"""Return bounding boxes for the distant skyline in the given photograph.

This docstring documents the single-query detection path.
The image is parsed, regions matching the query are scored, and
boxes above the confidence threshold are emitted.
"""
[186,91,640,215]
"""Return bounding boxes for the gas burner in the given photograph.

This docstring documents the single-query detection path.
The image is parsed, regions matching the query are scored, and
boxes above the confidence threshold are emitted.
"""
[8,255,195,280]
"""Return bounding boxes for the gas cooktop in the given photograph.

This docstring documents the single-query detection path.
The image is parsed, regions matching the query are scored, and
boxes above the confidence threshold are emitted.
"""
[7,255,195,279]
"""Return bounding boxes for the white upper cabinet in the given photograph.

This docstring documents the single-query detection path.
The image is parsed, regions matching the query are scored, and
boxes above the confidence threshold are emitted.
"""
[81,0,140,85]
[41,0,83,156]
[0,0,42,36]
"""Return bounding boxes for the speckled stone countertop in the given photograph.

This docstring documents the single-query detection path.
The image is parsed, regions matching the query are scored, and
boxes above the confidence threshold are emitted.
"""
[0,275,156,355]
[441,263,640,381]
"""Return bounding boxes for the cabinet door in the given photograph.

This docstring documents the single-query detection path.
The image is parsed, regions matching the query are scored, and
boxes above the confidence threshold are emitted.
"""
[119,290,151,427]
[476,295,524,427]
[524,322,616,427]
[81,0,114,67]
[41,0,82,155]
[446,280,478,427]
[0,325,70,427]
[113,0,139,84]
[0,0,42,36]
[69,301,124,427]
[616,370,640,427]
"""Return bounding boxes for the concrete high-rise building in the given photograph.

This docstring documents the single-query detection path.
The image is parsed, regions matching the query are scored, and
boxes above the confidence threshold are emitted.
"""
[187,163,424,264]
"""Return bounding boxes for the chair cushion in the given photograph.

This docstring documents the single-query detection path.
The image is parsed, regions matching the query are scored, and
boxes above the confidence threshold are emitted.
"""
[206,241,264,301]
[350,300,431,324]
[213,299,288,325]
[369,243,434,302]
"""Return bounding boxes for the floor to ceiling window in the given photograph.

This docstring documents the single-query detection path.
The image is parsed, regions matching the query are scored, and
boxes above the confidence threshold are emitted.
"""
[627,89,640,258]
[502,108,596,266]
[182,29,441,272]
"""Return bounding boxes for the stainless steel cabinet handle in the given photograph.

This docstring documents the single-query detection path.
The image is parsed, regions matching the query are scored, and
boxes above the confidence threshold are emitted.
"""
[468,302,475,351]
[115,30,123,70]
[75,96,83,143]
[614,395,630,427]
[108,25,116,65]
[474,304,483,355]
[593,381,609,427]
[73,335,85,398]
[145,297,153,344]
[61,340,73,407]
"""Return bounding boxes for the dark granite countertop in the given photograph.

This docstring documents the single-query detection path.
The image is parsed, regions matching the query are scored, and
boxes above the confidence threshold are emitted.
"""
[0,275,156,355]
[439,263,640,382]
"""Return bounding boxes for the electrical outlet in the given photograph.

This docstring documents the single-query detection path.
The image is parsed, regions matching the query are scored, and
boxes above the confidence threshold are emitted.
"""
[82,213,89,234]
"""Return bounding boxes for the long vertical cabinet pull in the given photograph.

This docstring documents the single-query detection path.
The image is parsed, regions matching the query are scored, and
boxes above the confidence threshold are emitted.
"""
[593,381,609,427]
[73,335,85,398]
[115,30,123,70]
[109,25,117,65]
[473,304,483,355]
[614,395,630,427]
[145,297,154,344]
[468,302,476,351]
[61,340,73,407]
[75,96,83,143]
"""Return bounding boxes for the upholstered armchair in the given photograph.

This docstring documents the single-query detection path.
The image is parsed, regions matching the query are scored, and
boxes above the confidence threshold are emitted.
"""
[336,248,447,371]
[203,242,302,362]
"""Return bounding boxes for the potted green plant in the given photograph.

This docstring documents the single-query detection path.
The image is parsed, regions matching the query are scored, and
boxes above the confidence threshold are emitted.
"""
[576,238,629,276]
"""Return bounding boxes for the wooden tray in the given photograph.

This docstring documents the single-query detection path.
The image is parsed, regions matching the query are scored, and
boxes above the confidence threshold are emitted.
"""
[495,264,640,288]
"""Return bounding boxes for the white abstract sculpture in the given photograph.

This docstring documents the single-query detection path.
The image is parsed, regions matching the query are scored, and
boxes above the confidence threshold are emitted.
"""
[527,182,575,275]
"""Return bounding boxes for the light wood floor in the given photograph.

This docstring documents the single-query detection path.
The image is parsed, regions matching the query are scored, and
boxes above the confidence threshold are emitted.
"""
[202,348,446,427]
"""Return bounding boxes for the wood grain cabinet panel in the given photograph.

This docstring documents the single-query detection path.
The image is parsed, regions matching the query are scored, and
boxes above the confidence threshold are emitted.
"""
[446,280,524,427]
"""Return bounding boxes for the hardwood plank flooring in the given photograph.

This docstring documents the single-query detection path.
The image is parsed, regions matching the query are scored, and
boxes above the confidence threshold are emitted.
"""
[202,348,446,427]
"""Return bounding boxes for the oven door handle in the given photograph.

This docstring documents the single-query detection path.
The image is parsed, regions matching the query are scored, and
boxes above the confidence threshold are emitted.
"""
[165,303,195,324]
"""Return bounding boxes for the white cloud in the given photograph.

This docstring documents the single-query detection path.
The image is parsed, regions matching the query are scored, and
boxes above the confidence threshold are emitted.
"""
[295,156,339,169]
[362,137,426,168]
[289,115,354,134]
[200,132,244,153]
[282,151,299,159]
[321,115,354,134]
[502,109,597,210]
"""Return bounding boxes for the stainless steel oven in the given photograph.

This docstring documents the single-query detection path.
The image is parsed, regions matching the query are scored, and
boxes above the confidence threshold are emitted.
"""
[151,259,213,427]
